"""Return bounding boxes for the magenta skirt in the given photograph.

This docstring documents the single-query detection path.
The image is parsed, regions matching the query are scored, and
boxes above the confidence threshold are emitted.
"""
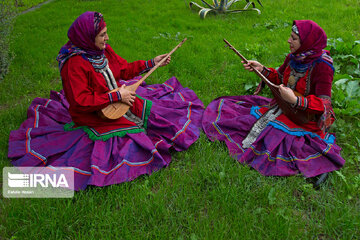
[202,95,345,177]
[8,77,204,190]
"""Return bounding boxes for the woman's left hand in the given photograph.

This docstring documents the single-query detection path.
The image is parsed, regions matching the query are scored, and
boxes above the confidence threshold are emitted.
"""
[154,53,171,67]
[278,84,297,104]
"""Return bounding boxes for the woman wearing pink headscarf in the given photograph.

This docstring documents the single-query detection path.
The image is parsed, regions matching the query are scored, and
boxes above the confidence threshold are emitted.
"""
[202,20,345,187]
[8,12,204,190]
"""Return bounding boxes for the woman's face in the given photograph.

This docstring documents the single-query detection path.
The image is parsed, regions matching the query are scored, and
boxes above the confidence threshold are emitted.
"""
[288,31,301,53]
[95,27,109,50]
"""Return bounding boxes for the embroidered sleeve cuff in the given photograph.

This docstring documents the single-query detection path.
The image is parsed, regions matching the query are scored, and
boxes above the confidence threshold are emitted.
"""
[293,96,308,110]
[139,59,155,75]
[108,91,122,103]
[261,67,271,78]
[146,59,155,68]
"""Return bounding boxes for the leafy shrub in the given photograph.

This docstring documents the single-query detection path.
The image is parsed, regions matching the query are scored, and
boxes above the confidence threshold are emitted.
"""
[332,77,360,115]
[14,0,50,12]
[328,38,360,77]
[328,38,360,116]
[189,0,263,19]
[0,0,16,81]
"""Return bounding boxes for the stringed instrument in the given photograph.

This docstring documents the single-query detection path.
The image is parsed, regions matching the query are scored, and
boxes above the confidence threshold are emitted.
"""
[223,39,312,125]
[99,38,187,120]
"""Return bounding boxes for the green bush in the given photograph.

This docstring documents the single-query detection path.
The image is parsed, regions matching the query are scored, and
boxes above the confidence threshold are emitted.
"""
[328,38,360,116]
[189,0,263,19]
[0,0,16,81]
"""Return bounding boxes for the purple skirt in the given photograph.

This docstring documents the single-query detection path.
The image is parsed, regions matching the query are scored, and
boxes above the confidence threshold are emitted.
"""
[8,77,204,190]
[202,95,345,177]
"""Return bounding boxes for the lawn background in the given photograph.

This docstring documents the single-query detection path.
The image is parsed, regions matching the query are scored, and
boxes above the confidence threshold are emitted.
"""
[1,0,360,239]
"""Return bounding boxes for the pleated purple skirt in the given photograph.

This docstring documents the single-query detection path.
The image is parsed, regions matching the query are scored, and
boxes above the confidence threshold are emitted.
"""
[202,95,345,177]
[8,77,204,190]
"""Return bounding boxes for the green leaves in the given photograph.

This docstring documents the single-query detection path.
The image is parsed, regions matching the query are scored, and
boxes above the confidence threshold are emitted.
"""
[189,0,263,19]
[199,8,214,18]
[334,78,360,99]
[328,38,360,77]
[201,0,215,9]
[329,39,360,116]
[333,77,360,116]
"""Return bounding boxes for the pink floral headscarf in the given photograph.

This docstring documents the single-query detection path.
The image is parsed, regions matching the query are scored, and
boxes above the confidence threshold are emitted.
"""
[292,20,327,64]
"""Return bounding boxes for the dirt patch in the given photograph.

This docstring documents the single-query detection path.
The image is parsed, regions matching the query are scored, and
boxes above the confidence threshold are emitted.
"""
[20,0,55,15]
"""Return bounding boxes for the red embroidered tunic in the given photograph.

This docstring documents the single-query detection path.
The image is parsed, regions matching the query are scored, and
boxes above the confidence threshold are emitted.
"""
[260,53,334,137]
[61,45,154,140]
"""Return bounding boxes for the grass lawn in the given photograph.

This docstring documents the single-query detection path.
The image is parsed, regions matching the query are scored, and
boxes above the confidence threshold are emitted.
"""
[1,0,360,239]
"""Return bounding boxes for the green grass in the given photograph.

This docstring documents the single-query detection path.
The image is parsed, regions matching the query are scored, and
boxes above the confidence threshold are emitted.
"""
[1,0,360,239]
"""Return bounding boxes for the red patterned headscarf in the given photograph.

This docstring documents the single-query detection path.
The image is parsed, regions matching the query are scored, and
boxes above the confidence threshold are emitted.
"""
[66,11,106,56]
[291,20,327,64]
[57,12,107,71]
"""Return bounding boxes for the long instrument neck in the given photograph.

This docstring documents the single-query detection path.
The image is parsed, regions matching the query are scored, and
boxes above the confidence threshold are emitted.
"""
[223,39,278,90]
[223,39,310,125]
[129,38,187,90]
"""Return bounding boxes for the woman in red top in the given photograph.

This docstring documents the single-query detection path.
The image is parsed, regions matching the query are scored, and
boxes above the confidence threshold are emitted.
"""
[202,20,345,187]
[57,12,175,135]
[8,11,204,190]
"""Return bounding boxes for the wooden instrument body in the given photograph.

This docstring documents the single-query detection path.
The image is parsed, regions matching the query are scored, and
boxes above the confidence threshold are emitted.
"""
[223,39,313,125]
[98,81,141,120]
[268,87,312,125]
[98,38,187,120]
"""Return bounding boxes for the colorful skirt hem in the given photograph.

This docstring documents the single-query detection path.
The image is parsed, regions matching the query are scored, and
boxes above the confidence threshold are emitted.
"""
[202,95,345,178]
[8,77,204,190]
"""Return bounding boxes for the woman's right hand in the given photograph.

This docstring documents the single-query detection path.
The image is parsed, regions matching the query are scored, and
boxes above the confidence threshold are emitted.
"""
[119,85,136,106]
[242,60,264,73]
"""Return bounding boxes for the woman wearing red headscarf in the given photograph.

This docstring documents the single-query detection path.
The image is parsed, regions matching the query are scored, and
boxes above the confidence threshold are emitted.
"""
[202,20,345,187]
[8,12,204,190]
